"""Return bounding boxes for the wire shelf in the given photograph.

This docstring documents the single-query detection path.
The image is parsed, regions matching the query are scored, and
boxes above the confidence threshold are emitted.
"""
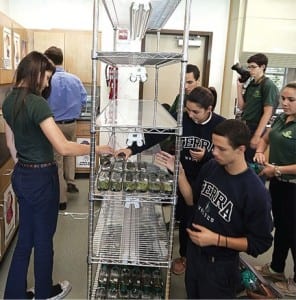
[91,202,169,268]
[92,191,174,205]
[96,99,178,131]
[94,52,182,67]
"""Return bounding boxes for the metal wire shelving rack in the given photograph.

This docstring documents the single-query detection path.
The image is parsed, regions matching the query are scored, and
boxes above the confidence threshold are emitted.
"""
[87,0,192,299]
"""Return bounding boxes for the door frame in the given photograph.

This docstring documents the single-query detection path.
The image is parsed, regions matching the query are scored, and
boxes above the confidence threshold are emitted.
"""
[140,29,213,98]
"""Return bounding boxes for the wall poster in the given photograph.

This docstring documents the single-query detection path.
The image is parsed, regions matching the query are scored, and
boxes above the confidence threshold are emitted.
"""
[21,39,28,60]
[3,27,12,69]
[13,32,21,68]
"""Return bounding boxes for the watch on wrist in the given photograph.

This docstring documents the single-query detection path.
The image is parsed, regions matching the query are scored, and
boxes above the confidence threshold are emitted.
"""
[274,166,282,177]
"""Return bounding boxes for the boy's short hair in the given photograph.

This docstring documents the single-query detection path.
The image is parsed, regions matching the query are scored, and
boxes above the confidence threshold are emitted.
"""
[44,46,63,65]
[186,64,200,81]
[247,53,268,71]
[213,119,251,149]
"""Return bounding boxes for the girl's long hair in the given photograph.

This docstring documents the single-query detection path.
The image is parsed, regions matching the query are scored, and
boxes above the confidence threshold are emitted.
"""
[12,51,55,127]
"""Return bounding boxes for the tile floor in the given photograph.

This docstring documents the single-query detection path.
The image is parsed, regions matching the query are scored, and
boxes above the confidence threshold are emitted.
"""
[0,177,294,299]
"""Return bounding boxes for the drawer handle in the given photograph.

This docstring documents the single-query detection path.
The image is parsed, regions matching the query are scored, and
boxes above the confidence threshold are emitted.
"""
[3,169,13,176]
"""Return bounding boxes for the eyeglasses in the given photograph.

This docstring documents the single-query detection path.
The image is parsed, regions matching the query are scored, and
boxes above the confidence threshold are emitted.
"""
[247,65,259,69]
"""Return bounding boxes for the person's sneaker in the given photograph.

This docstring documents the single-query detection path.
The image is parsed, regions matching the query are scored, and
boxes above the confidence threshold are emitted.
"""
[275,278,296,297]
[59,202,67,211]
[28,280,72,299]
[255,263,285,281]
[172,257,186,275]
[49,280,72,299]
[26,290,35,299]
[67,183,79,193]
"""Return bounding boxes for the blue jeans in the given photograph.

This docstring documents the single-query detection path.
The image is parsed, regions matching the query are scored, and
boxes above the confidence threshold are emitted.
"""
[4,163,59,299]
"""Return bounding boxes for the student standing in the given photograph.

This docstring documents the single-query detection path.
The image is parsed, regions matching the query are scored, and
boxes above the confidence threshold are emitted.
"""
[237,53,279,162]
[254,82,296,297]
[155,119,273,299]
[169,64,200,115]
[116,86,225,275]
[45,46,87,210]
[2,51,113,299]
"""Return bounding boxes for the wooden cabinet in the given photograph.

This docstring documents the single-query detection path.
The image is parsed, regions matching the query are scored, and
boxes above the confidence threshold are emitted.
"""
[33,31,65,53]
[0,158,18,261]
[33,29,101,84]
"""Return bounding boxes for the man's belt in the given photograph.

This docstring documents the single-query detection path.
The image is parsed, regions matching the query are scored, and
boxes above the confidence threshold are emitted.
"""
[55,119,76,124]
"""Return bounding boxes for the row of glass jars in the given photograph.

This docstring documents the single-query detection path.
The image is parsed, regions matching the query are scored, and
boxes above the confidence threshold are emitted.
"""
[95,264,164,299]
[96,169,173,194]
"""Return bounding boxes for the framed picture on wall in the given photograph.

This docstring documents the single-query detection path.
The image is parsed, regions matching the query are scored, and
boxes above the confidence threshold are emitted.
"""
[3,27,12,69]
[13,32,21,68]
[21,39,28,59]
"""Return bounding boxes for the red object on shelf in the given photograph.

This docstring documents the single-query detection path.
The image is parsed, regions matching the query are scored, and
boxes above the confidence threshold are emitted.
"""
[107,66,118,100]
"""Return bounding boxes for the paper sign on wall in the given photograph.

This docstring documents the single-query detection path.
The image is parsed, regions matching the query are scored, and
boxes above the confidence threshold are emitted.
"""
[13,32,21,68]
[3,27,12,69]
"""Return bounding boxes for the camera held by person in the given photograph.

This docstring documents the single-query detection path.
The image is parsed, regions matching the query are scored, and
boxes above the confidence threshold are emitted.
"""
[231,62,250,83]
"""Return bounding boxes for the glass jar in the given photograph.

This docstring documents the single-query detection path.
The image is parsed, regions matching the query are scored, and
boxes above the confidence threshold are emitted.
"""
[110,171,123,192]
[136,172,149,193]
[95,286,107,299]
[125,161,137,172]
[107,281,119,299]
[148,173,161,193]
[160,173,173,194]
[109,265,121,283]
[99,153,113,170]
[97,170,110,191]
[118,282,130,299]
[123,171,136,193]
[137,161,147,172]
[113,159,124,172]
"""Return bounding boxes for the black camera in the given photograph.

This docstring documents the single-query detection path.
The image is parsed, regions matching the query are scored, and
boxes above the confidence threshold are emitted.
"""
[231,62,250,83]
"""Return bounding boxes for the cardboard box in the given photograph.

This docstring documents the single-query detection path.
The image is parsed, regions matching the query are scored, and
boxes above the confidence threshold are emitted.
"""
[0,158,18,261]
[0,184,17,260]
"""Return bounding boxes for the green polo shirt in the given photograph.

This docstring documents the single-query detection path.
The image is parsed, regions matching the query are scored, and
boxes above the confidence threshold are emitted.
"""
[2,88,54,163]
[242,77,279,124]
[269,113,296,180]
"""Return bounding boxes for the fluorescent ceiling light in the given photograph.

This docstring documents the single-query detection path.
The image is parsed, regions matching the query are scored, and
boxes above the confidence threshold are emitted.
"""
[102,0,181,35]
[130,2,152,40]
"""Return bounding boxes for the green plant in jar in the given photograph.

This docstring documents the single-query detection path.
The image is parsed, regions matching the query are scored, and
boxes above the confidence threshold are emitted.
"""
[136,172,148,193]
[97,170,110,191]
[110,171,123,192]
[123,171,136,192]
[148,173,161,193]
[160,173,173,194]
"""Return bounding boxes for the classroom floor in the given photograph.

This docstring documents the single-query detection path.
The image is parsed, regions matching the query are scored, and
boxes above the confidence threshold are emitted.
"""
[0,177,293,299]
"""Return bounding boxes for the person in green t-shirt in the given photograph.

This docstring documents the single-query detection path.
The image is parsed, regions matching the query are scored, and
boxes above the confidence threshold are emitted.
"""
[236,53,279,163]
[254,82,296,297]
[169,64,201,115]
[2,51,113,300]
